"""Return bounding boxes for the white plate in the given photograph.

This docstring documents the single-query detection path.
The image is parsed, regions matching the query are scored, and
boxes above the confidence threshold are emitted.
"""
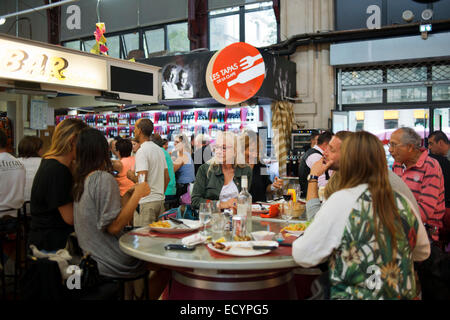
[207,241,279,257]
[149,219,203,234]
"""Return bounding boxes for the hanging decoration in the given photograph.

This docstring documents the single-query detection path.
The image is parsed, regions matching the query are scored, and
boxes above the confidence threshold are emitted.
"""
[90,22,108,55]
[271,100,295,177]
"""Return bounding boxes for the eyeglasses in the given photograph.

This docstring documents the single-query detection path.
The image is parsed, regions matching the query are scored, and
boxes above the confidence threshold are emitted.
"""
[215,145,232,151]
[388,142,404,148]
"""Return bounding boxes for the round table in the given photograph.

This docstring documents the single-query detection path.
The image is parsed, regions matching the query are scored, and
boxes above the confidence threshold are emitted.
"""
[119,218,321,300]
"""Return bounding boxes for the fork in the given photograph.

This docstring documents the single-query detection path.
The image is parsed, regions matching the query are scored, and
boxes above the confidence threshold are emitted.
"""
[240,53,263,70]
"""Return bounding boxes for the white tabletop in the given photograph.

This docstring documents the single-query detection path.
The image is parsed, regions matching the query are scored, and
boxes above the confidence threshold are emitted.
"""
[119,219,300,271]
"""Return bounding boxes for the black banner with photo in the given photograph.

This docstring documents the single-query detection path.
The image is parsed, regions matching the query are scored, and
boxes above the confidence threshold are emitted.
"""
[138,49,296,105]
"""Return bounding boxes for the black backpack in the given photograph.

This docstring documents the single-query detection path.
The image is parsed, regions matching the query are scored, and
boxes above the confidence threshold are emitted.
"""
[20,257,67,300]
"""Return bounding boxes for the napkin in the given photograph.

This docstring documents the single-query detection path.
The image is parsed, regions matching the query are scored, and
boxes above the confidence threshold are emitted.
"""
[181,233,208,246]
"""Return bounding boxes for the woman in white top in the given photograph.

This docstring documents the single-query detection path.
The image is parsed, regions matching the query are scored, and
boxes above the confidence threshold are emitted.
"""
[17,136,44,202]
[292,131,430,300]
[191,131,252,211]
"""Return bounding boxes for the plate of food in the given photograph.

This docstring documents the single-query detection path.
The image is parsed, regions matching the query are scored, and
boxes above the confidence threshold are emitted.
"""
[207,240,279,257]
[252,204,269,214]
[148,219,203,234]
[281,222,310,237]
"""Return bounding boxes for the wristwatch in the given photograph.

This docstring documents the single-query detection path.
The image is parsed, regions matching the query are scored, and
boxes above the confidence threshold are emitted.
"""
[307,174,319,181]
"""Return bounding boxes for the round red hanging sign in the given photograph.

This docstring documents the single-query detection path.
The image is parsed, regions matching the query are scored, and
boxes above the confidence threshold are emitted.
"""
[206,42,265,105]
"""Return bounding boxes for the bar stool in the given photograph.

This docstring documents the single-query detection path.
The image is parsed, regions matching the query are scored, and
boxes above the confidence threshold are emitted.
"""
[114,270,150,300]
[0,208,23,300]
[75,249,149,300]
[74,272,150,300]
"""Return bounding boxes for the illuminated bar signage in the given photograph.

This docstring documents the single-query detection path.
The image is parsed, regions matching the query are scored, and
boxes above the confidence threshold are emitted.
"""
[0,37,108,91]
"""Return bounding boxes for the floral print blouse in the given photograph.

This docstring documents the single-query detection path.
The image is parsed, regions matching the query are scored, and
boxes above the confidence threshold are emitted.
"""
[293,183,430,300]
[329,189,420,300]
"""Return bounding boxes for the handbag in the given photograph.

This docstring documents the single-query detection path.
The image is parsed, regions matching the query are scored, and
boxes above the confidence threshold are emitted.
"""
[79,253,103,291]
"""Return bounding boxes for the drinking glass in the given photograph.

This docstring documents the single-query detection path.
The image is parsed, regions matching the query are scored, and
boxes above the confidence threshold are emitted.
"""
[211,213,226,239]
[281,202,294,227]
[318,186,325,202]
[210,200,221,214]
[199,203,212,236]
[274,176,284,200]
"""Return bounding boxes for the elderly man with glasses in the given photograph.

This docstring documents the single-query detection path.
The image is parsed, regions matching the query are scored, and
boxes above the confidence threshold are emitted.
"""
[389,127,445,242]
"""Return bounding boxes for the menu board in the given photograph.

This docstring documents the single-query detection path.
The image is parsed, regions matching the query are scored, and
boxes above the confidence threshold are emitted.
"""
[30,100,48,130]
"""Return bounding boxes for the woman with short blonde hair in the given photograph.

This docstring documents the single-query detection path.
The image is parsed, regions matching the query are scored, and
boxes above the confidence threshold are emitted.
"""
[191,131,252,210]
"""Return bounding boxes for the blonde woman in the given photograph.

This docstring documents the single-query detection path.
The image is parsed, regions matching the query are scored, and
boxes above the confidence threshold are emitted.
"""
[172,134,195,185]
[29,118,87,252]
[293,131,430,299]
[191,131,252,210]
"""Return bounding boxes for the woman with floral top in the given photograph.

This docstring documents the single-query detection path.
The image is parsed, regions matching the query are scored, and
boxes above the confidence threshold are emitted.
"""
[293,131,430,300]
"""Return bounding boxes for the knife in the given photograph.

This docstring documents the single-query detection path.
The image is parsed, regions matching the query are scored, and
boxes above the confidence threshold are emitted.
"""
[169,217,191,229]
[279,243,292,247]
[252,246,279,250]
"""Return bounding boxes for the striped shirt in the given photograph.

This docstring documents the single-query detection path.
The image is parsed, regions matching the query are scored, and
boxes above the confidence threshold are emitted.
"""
[392,149,445,241]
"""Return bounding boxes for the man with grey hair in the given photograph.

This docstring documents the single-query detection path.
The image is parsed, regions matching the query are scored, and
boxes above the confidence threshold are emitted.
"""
[389,127,445,242]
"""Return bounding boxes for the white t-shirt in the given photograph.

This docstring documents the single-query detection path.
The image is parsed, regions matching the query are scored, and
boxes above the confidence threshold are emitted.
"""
[135,141,168,203]
[17,157,42,202]
[305,145,328,187]
[0,152,26,217]
[219,180,239,202]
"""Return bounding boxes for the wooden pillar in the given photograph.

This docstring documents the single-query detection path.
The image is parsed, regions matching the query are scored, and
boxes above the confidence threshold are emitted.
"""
[45,0,61,45]
[188,0,208,50]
